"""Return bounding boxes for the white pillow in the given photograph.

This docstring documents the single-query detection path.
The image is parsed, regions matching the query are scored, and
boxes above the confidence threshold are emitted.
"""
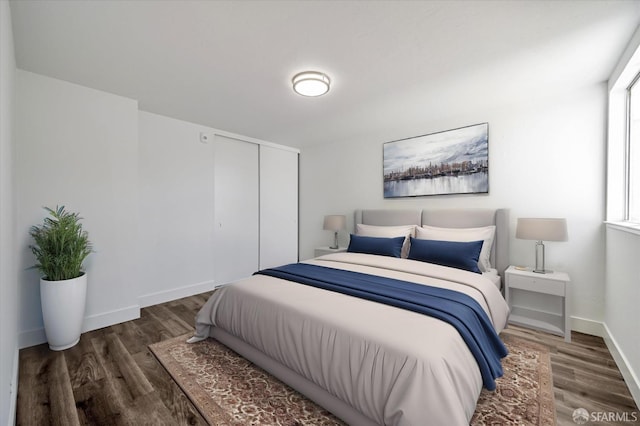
[415,225,496,272]
[356,224,416,258]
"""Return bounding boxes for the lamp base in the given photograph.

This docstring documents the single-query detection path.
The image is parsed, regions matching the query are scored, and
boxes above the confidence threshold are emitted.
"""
[329,231,339,250]
[533,241,549,275]
[532,269,553,274]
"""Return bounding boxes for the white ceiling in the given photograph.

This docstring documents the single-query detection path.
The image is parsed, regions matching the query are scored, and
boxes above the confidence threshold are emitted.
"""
[9,0,640,148]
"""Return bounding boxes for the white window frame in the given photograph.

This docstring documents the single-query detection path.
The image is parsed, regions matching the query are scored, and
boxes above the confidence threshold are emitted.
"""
[626,73,640,223]
[607,26,640,233]
[625,74,634,222]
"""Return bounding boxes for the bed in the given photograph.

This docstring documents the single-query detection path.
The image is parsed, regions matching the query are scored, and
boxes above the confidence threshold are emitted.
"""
[192,208,511,425]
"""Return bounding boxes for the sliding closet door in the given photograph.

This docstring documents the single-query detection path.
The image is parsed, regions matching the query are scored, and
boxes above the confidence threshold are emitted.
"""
[259,145,299,269]
[213,135,259,285]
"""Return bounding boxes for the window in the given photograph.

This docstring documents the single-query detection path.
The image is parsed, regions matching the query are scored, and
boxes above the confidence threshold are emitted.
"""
[628,75,640,222]
[608,34,640,228]
[628,75,640,223]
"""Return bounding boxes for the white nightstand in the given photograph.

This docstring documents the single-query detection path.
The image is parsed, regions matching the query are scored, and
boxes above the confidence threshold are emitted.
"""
[505,266,571,342]
[314,246,347,257]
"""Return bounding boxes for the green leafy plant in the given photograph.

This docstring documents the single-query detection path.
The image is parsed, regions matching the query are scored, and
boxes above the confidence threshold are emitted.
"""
[29,206,93,281]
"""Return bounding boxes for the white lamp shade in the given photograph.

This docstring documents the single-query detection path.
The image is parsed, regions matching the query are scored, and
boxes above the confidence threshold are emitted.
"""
[292,71,330,97]
[323,215,346,231]
[516,218,568,242]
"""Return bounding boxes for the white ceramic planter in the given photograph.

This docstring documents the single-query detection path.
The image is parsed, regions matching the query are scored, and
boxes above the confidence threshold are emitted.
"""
[40,273,87,351]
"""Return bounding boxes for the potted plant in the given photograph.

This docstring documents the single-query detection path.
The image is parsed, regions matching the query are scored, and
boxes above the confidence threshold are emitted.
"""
[29,206,92,351]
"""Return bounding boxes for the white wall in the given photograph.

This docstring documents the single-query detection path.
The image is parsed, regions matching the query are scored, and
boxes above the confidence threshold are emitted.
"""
[260,145,299,269]
[137,111,216,306]
[15,70,140,347]
[13,78,299,348]
[604,25,640,407]
[300,82,607,333]
[0,1,18,424]
[137,112,300,305]
[604,226,640,404]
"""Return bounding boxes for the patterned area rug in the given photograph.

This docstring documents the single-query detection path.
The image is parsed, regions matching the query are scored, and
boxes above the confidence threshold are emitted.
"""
[149,333,555,425]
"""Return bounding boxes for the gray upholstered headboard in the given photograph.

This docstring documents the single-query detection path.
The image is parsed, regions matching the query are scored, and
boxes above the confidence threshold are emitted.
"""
[355,209,421,227]
[354,208,510,280]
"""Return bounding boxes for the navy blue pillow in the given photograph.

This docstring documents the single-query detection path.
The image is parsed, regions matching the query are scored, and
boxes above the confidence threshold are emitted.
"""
[408,237,483,273]
[347,234,405,258]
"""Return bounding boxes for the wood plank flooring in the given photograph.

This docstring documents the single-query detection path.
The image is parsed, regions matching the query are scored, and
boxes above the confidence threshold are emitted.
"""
[17,292,639,425]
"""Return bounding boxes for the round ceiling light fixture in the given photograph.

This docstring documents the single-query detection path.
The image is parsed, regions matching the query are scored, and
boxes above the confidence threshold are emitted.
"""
[292,71,331,97]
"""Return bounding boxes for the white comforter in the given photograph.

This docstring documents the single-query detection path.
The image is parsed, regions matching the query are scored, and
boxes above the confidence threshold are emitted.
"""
[193,253,510,425]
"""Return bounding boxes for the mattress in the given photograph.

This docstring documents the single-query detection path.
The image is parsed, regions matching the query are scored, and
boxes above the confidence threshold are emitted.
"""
[193,253,510,425]
[483,268,501,288]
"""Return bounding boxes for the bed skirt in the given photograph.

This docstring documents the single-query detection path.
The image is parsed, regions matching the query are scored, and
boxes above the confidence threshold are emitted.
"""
[209,327,378,426]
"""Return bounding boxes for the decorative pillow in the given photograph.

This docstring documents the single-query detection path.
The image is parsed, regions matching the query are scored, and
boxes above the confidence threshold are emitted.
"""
[415,225,495,272]
[355,224,416,258]
[408,238,483,273]
[347,234,405,258]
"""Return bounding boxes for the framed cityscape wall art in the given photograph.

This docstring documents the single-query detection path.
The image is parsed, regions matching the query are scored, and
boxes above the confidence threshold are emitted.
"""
[383,123,489,198]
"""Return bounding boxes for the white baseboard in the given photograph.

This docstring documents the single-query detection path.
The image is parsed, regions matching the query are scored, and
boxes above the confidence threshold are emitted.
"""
[555,317,639,408]
[603,323,640,408]
[571,317,640,407]
[18,304,140,349]
[138,280,217,308]
[18,280,217,349]
[570,315,605,337]
[18,327,47,349]
[8,347,18,426]
[82,304,140,333]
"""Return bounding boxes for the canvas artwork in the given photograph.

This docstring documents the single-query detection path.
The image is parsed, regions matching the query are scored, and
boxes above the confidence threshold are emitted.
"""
[383,123,489,198]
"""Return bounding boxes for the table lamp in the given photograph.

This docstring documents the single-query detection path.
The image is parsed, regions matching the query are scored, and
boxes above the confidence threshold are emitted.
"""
[516,218,568,274]
[323,215,346,249]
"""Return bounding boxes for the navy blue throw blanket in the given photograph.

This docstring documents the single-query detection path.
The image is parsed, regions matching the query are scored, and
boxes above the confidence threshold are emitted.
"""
[255,263,508,391]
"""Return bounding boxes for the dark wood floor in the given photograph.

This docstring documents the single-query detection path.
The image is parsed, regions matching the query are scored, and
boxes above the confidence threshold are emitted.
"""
[17,292,639,425]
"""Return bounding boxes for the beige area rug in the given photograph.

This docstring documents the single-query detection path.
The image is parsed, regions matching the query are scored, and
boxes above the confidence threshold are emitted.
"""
[149,333,555,425]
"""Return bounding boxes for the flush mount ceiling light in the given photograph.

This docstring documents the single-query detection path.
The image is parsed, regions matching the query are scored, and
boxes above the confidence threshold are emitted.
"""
[292,71,331,97]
